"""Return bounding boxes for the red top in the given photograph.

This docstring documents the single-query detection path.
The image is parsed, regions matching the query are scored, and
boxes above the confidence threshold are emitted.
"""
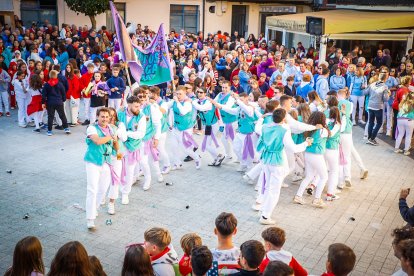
[66,75,81,99]
[259,251,308,276]
[79,72,94,98]
[179,253,192,276]
[392,86,409,111]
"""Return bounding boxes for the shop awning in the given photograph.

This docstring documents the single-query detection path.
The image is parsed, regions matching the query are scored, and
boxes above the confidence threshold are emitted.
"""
[266,10,414,34]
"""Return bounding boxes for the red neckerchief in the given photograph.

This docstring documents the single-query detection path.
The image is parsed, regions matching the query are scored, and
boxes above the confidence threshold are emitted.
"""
[150,246,170,262]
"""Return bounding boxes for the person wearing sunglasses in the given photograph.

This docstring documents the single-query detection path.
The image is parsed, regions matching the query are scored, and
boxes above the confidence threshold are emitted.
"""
[192,88,225,166]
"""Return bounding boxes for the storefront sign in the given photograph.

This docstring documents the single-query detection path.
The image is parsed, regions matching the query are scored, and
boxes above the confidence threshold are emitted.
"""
[260,6,296,13]
[271,18,306,32]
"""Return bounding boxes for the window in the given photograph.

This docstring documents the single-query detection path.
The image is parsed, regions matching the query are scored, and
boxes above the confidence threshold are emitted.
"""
[170,5,199,34]
[20,0,57,26]
[106,2,126,32]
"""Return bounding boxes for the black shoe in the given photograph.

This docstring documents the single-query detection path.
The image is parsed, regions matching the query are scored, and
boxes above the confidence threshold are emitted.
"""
[184,156,194,162]
[82,120,90,126]
[55,125,63,130]
[371,139,379,146]
[32,128,40,133]
[306,187,314,195]
[193,147,198,152]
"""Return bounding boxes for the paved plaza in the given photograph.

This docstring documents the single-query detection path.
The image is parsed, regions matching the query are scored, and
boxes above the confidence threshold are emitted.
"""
[0,110,413,275]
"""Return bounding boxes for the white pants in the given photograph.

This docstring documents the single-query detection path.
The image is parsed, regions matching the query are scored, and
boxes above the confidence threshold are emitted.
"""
[351,145,366,171]
[16,96,30,125]
[108,98,122,111]
[158,132,171,168]
[31,111,43,129]
[260,164,289,218]
[351,95,365,122]
[90,106,104,125]
[325,149,339,195]
[219,122,235,157]
[64,99,80,124]
[384,102,393,133]
[233,132,254,168]
[294,152,305,176]
[171,128,200,165]
[82,98,91,121]
[85,162,111,220]
[122,150,140,196]
[138,142,162,188]
[339,134,353,183]
[296,153,328,199]
[246,162,262,180]
[204,124,220,160]
[107,159,123,200]
[0,91,9,113]
[396,119,414,151]
[285,148,296,175]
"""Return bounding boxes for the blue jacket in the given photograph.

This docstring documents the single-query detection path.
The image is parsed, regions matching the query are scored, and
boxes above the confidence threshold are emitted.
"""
[400,198,414,226]
[42,81,66,105]
[238,71,251,92]
[296,83,314,100]
[329,75,346,92]
[57,52,69,70]
[107,76,126,99]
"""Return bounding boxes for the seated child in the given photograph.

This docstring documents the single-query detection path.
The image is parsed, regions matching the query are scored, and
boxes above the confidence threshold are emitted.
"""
[321,243,356,276]
[179,233,202,276]
[234,240,265,276]
[192,246,213,276]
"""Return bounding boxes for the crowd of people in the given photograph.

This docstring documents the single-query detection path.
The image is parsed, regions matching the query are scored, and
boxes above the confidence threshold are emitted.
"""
[1,16,414,276]
[5,212,360,276]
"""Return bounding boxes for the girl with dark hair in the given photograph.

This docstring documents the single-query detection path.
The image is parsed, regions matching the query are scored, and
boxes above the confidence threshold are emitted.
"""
[57,43,69,71]
[64,63,81,126]
[27,74,44,132]
[48,241,93,276]
[294,111,330,208]
[88,71,109,125]
[89,256,107,276]
[4,236,44,276]
[122,244,154,276]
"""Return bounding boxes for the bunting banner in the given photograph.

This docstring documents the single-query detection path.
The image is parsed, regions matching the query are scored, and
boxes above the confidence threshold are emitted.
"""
[110,2,173,86]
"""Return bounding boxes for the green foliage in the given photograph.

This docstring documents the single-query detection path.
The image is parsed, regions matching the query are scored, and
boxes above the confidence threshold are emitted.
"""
[64,0,109,16]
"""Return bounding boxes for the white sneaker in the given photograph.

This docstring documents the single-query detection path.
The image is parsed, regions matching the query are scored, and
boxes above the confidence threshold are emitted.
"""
[259,217,276,225]
[157,174,164,183]
[108,202,115,215]
[254,185,259,191]
[394,149,403,153]
[293,195,305,205]
[143,183,151,191]
[335,189,342,194]
[171,164,183,171]
[345,179,352,187]
[312,198,326,208]
[404,150,411,156]
[282,183,289,188]
[87,219,95,229]
[326,194,340,201]
[252,203,261,211]
[360,169,368,179]
[352,121,356,126]
[121,194,129,205]
[243,174,254,184]
[386,130,392,136]
[100,197,106,206]
[132,176,139,186]
[378,129,384,134]
[359,120,366,124]
[195,160,201,170]
[161,166,171,174]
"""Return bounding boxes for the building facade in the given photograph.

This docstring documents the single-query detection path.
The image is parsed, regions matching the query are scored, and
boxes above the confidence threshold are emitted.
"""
[6,0,313,37]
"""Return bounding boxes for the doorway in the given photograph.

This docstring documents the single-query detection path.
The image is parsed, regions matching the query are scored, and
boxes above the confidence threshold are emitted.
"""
[231,5,247,38]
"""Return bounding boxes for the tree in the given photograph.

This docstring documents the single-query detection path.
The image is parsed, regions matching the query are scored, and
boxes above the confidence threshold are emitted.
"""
[64,0,109,30]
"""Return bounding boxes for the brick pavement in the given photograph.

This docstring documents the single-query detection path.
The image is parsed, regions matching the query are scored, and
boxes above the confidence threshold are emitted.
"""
[0,111,413,275]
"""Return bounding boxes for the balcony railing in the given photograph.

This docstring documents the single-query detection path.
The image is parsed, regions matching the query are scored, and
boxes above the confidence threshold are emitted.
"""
[333,0,414,6]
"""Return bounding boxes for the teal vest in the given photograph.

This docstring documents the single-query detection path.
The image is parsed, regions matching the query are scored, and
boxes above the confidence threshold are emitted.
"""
[294,115,305,144]
[173,101,194,131]
[263,114,273,125]
[306,129,327,154]
[338,99,353,134]
[158,99,169,133]
[84,125,113,166]
[198,99,218,126]
[238,109,258,134]
[257,124,287,166]
[117,109,144,152]
[326,121,340,150]
[142,104,155,141]
[217,93,237,124]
